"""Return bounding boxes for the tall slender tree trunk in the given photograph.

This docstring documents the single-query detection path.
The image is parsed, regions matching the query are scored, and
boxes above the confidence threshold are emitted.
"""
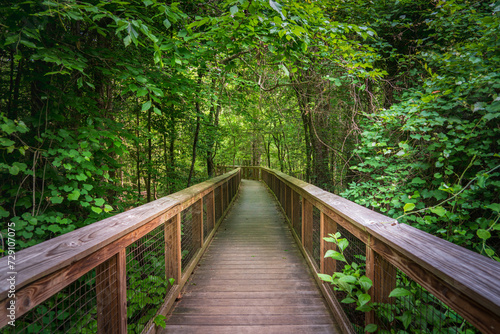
[146,102,152,202]
[136,108,141,199]
[187,74,203,187]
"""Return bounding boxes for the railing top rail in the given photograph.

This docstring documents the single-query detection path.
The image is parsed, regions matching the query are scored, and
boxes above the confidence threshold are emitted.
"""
[0,168,239,300]
[261,167,500,321]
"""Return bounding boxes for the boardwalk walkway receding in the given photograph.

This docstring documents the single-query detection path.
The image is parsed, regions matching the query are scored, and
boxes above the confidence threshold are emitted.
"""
[162,179,340,333]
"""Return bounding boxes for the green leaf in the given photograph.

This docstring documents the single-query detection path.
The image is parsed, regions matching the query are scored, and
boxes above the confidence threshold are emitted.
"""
[477,229,491,240]
[124,35,131,47]
[324,250,346,262]
[153,107,162,115]
[68,190,80,201]
[9,165,20,175]
[153,315,167,329]
[269,0,285,20]
[0,206,9,218]
[403,203,415,212]
[338,238,349,252]
[358,293,371,306]
[486,203,500,213]
[1,138,15,147]
[230,5,238,15]
[137,87,148,97]
[411,177,426,184]
[91,206,103,214]
[168,278,175,285]
[430,206,446,217]
[396,310,412,329]
[94,198,105,206]
[358,276,373,292]
[341,297,355,304]
[389,287,412,298]
[365,324,378,333]
[142,100,152,111]
[338,275,357,284]
[163,18,171,29]
[318,273,333,283]
[50,196,63,204]
[47,224,62,233]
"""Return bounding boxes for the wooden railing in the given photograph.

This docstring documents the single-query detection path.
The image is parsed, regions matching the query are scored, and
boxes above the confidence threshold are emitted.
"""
[216,165,260,180]
[0,169,241,333]
[260,167,500,334]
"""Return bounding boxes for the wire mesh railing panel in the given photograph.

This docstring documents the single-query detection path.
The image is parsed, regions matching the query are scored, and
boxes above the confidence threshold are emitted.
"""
[295,194,302,242]
[126,224,169,334]
[203,196,209,242]
[370,265,479,334]
[335,225,367,331]
[312,206,321,270]
[4,270,98,333]
[214,186,221,221]
[180,205,197,270]
[285,185,292,221]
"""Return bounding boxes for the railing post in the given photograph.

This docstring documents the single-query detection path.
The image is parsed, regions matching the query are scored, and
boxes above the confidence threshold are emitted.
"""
[285,186,293,219]
[193,199,203,248]
[165,213,181,287]
[321,213,337,276]
[365,246,397,327]
[96,249,127,333]
[302,198,313,254]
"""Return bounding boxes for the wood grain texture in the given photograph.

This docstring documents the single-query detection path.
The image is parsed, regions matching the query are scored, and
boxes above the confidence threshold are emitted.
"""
[302,198,313,254]
[162,180,340,334]
[322,213,337,276]
[365,246,396,327]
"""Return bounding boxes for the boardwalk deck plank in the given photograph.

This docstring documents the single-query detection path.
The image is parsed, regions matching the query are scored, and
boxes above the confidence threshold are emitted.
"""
[161,180,340,333]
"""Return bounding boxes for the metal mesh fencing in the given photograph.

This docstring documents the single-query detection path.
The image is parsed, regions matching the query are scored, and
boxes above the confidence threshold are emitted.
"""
[312,206,321,270]
[295,195,302,242]
[369,265,478,334]
[180,205,197,270]
[335,225,367,331]
[4,270,98,333]
[285,185,292,221]
[203,196,210,242]
[214,186,221,221]
[126,223,169,334]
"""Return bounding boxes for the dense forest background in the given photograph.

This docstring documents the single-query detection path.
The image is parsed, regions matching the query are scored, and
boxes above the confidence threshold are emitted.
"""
[1,0,498,261]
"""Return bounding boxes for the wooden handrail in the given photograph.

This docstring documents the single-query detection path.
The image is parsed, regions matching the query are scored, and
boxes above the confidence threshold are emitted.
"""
[0,168,241,331]
[260,167,500,334]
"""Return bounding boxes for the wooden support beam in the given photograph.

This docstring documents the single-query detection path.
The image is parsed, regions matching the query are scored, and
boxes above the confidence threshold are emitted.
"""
[165,214,181,285]
[321,213,337,276]
[292,190,301,239]
[96,249,127,333]
[365,246,396,327]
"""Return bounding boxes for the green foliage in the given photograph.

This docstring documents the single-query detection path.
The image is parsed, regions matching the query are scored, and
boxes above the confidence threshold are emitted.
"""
[342,0,500,260]
[320,232,478,333]
[319,232,374,313]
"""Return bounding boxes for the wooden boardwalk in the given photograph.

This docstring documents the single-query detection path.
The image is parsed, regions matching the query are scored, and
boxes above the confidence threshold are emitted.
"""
[162,180,340,333]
